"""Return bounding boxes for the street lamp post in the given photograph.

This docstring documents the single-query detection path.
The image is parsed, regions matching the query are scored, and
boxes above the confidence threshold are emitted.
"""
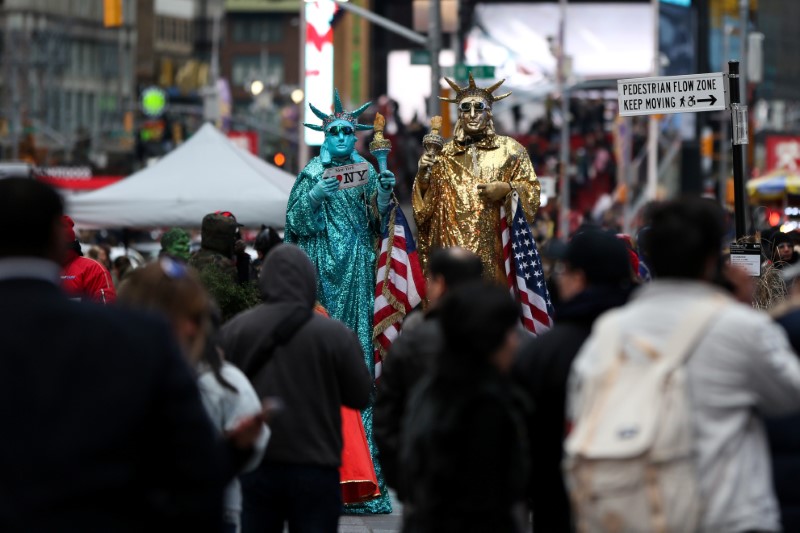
[557,0,570,240]
[326,1,441,117]
[428,0,442,117]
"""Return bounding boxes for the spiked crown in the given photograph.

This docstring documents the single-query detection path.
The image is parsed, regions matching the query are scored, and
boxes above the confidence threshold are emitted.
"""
[440,73,511,107]
[303,88,373,132]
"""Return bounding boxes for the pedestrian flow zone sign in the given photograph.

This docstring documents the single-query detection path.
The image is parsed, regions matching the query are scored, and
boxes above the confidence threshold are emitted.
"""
[617,72,727,117]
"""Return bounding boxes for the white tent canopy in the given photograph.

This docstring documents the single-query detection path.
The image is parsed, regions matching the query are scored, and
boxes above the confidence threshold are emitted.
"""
[67,123,295,228]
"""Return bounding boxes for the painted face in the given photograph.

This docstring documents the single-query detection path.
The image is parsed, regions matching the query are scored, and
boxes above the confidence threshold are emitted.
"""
[458,97,489,136]
[323,119,357,159]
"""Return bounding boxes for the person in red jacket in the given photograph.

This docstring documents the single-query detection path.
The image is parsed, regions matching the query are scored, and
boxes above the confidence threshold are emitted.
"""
[60,215,116,304]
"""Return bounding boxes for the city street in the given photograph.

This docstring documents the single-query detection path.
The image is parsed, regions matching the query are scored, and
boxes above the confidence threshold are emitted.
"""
[339,495,403,533]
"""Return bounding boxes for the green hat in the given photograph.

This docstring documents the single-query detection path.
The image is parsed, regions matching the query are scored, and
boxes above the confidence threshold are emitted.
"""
[161,227,191,261]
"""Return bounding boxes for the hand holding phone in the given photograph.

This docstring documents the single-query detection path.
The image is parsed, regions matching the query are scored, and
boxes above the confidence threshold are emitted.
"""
[225,398,284,450]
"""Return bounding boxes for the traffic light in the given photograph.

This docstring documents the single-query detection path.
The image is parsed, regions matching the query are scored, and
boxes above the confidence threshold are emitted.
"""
[273,152,286,167]
[104,0,123,28]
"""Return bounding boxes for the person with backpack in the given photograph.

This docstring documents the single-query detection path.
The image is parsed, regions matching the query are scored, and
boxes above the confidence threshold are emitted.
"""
[565,197,800,533]
[512,229,633,532]
[220,244,372,533]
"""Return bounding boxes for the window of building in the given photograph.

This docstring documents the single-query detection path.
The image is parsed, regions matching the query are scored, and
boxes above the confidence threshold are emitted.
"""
[166,17,175,42]
[75,92,83,128]
[231,17,284,43]
[231,54,284,89]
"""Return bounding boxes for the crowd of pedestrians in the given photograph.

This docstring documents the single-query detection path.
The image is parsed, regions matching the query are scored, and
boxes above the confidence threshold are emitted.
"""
[8,175,800,533]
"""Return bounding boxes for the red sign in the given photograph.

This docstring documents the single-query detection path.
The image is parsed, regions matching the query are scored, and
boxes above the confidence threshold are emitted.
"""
[766,135,800,173]
[227,131,259,155]
[37,175,124,191]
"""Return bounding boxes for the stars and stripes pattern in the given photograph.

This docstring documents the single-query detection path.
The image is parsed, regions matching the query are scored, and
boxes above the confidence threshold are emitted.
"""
[501,192,555,335]
[373,204,425,380]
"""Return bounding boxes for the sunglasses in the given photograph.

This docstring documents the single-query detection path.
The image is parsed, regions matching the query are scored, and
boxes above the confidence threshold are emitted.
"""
[459,101,487,113]
[326,125,354,136]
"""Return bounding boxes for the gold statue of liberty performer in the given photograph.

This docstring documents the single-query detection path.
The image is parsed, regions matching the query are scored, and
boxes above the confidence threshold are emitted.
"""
[413,74,541,284]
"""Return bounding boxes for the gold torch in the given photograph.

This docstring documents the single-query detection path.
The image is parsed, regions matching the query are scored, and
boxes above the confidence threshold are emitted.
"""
[420,115,444,186]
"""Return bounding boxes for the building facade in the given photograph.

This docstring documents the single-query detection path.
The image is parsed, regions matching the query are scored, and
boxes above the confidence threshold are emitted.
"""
[0,0,136,165]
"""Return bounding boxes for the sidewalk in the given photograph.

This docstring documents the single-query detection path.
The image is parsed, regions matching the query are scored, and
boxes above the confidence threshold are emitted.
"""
[338,492,403,533]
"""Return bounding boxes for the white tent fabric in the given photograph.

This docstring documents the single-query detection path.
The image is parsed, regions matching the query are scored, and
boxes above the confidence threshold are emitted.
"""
[67,123,295,228]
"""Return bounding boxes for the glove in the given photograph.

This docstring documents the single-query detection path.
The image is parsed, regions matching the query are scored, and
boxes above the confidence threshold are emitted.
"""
[377,170,395,212]
[308,176,340,207]
[477,181,511,202]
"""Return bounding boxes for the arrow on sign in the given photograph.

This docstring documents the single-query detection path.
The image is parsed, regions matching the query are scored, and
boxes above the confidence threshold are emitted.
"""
[698,94,718,106]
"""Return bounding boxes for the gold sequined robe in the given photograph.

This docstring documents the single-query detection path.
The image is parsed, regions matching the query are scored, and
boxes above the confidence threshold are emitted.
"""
[412,134,540,284]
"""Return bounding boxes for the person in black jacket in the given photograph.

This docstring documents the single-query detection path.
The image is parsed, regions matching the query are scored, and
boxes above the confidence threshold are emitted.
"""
[512,229,633,533]
[768,265,800,532]
[0,178,227,533]
[374,246,483,499]
[221,243,372,533]
[400,282,529,533]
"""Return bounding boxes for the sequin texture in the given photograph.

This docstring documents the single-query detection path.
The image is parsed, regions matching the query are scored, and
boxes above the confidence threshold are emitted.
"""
[412,134,540,284]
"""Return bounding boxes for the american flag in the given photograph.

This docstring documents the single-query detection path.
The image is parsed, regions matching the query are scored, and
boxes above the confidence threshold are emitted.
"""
[373,204,425,379]
[501,191,555,335]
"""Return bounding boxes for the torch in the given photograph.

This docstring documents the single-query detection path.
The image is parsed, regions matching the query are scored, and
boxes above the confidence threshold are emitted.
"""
[421,115,444,185]
[370,112,393,191]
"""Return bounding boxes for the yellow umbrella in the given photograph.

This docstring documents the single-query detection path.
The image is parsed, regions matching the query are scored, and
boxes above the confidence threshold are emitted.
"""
[747,168,800,203]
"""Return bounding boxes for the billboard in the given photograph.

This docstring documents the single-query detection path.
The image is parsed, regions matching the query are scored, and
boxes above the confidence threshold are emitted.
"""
[304,1,338,146]
[766,136,800,173]
[465,3,656,93]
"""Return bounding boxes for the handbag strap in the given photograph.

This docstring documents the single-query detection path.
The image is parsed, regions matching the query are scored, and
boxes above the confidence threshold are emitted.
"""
[243,305,312,379]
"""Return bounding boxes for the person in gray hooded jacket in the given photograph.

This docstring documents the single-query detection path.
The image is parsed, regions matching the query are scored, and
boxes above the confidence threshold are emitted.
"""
[221,243,372,533]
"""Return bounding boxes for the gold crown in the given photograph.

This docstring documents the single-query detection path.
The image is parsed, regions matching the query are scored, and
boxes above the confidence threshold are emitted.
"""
[439,72,511,106]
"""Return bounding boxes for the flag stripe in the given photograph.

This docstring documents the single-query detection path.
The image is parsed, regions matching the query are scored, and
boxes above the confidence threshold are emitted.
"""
[373,206,426,381]
[501,192,555,336]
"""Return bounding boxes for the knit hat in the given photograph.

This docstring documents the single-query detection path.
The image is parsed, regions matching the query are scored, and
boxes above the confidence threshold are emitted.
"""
[62,215,76,243]
[562,230,632,287]
[215,210,244,227]
[773,231,793,249]
[160,227,191,261]
[200,213,238,256]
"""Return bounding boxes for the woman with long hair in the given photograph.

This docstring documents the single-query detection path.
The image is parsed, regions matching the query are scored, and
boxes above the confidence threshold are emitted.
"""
[399,282,530,533]
[118,258,269,533]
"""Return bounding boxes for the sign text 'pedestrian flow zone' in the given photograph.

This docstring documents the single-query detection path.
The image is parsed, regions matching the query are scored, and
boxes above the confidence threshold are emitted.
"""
[617,72,727,117]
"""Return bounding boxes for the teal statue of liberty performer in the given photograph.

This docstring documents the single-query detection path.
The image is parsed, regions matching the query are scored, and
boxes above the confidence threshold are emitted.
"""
[285,89,395,514]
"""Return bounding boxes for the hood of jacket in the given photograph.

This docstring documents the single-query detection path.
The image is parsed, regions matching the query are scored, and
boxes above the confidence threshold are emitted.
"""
[200,214,237,257]
[259,243,317,309]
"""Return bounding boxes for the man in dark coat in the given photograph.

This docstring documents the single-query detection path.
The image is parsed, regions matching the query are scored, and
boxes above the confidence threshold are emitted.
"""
[512,229,633,532]
[374,246,483,499]
[221,244,372,533]
[767,264,800,532]
[0,178,227,532]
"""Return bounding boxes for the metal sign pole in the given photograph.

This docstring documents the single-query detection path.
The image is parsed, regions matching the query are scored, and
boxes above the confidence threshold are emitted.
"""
[728,60,748,239]
[428,0,442,118]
